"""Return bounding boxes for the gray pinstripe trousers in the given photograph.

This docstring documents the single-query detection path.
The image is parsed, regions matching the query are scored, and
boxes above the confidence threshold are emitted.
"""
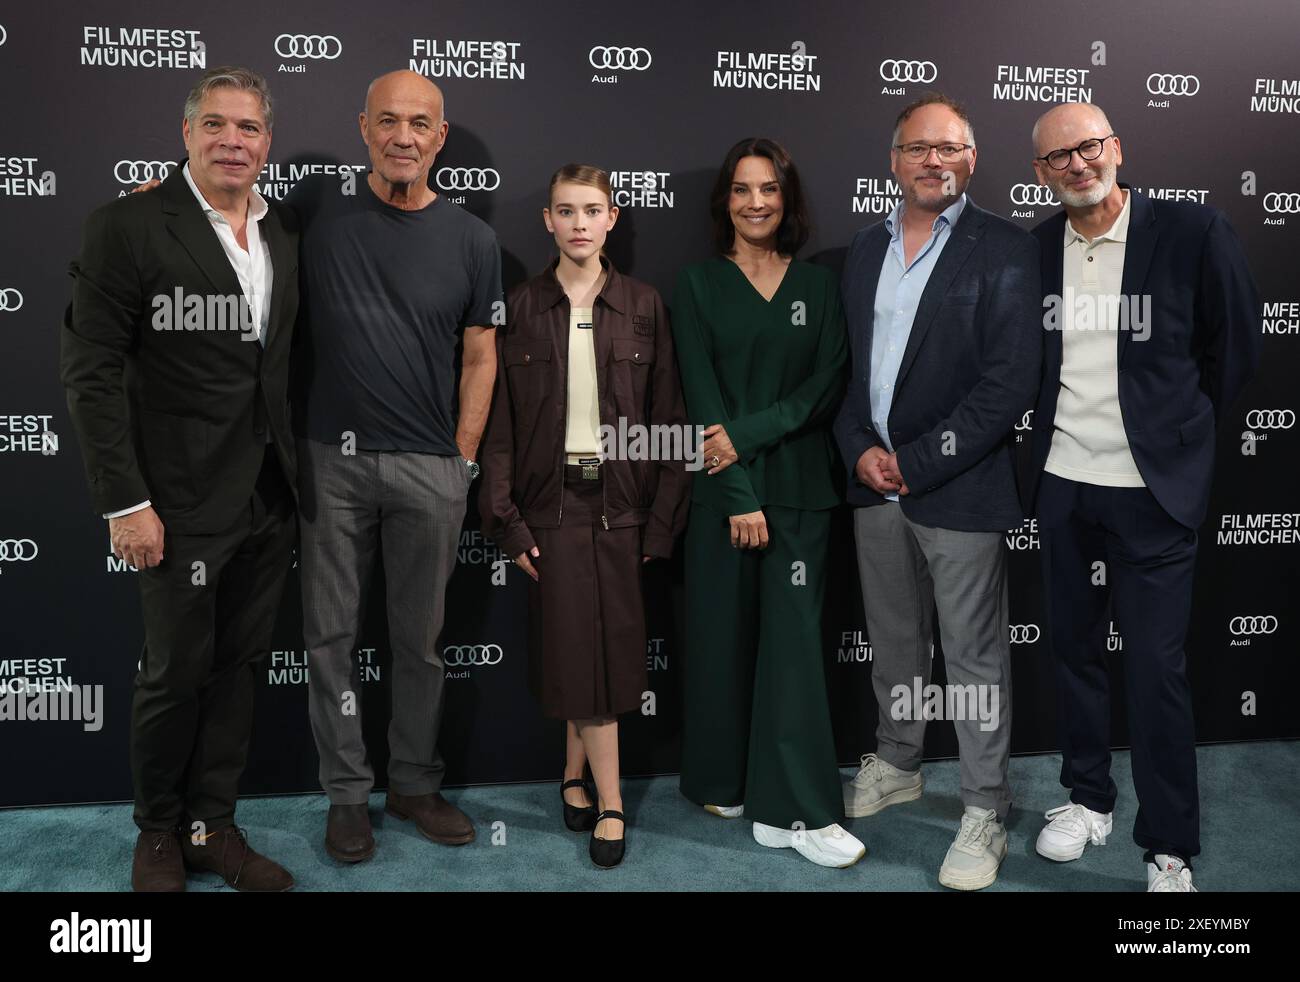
[297,437,470,804]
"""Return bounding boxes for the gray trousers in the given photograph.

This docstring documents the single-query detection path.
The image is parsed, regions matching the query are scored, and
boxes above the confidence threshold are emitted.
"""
[298,438,470,804]
[853,503,1012,818]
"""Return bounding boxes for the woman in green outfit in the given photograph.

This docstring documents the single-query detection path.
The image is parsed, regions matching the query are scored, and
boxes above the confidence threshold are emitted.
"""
[673,137,862,868]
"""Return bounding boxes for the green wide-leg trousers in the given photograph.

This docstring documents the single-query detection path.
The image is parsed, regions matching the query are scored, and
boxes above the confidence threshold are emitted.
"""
[679,501,844,830]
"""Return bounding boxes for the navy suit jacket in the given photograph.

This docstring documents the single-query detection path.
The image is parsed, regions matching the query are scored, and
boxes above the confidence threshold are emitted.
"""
[833,199,1042,532]
[1027,185,1261,530]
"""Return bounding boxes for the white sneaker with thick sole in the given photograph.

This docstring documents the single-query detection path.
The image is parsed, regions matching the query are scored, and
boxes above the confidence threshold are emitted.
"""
[1148,854,1197,892]
[938,806,1008,891]
[843,753,923,818]
[1035,802,1113,861]
[704,804,744,819]
[752,821,866,868]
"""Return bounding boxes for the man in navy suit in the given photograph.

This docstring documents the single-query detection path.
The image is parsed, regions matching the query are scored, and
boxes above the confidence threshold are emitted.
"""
[1026,103,1260,892]
[832,93,1041,891]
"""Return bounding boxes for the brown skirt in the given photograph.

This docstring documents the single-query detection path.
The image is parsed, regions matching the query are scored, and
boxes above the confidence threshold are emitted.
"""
[527,477,647,720]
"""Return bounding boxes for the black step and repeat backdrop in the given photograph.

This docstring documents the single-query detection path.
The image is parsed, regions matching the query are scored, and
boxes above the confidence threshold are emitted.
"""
[2,0,1297,807]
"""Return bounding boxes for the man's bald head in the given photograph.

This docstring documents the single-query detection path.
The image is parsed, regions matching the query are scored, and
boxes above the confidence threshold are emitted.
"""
[1032,102,1113,155]
[365,70,445,123]
[1030,102,1123,210]
[359,70,450,206]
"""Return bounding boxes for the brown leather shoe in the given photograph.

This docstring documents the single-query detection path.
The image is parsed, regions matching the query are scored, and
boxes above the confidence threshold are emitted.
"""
[180,825,295,892]
[132,829,185,892]
[325,803,376,863]
[385,791,475,845]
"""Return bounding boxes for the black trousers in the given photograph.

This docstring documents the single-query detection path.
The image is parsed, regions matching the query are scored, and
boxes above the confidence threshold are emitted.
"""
[1038,472,1200,864]
[131,447,295,833]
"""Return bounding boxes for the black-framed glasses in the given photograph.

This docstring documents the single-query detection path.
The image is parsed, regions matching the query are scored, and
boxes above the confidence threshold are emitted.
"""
[893,142,974,164]
[1037,134,1116,170]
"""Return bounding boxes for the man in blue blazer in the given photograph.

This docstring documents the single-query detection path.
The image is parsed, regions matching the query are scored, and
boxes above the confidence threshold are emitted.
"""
[1026,103,1260,892]
[832,93,1042,891]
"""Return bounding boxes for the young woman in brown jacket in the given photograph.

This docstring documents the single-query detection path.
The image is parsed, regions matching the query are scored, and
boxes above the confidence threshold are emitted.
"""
[479,165,690,868]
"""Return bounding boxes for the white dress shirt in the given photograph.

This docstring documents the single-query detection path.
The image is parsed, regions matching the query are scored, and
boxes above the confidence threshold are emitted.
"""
[1044,190,1145,487]
[104,164,274,519]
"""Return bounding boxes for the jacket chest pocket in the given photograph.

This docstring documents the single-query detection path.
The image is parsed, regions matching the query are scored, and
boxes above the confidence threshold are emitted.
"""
[610,338,655,411]
[504,338,554,413]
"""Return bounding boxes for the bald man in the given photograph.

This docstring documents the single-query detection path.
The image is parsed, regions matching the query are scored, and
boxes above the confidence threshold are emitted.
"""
[287,71,502,862]
[1024,103,1259,892]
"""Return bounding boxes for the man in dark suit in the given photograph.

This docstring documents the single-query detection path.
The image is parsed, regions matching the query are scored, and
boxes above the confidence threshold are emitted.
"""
[833,92,1041,891]
[61,67,299,892]
[1026,103,1259,892]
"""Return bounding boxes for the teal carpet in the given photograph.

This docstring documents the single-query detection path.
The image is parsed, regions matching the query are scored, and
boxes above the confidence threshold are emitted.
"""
[3,742,1296,891]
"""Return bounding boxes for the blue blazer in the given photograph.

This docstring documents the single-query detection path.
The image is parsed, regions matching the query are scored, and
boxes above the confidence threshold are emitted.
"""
[1027,185,1261,529]
[833,200,1042,532]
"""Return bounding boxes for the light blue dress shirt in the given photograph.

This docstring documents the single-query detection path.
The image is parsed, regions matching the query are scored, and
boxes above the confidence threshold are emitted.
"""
[869,193,967,499]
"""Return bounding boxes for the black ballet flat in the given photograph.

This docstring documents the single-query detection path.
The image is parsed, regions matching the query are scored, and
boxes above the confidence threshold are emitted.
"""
[589,810,626,869]
[561,779,597,832]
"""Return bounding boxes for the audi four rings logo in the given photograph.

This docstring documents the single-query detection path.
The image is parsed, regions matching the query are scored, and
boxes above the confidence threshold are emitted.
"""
[444,644,503,667]
[0,539,38,561]
[879,59,937,83]
[1010,184,1059,207]
[275,34,342,59]
[1245,409,1296,429]
[0,288,22,312]
[589,46,651,70]
[114,160,176,184]
[1009,624,1041,644]
[436,167,500,191]
[1230,616,1278,636]
[1146,73,1200,95]
[0,24,7,45]
[1015,410,1034,431]
[1263,192,1300,213]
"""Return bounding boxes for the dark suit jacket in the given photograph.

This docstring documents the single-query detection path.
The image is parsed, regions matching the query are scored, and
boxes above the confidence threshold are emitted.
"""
[1027,185,1260,529]
[61,163,300,534]
[833,199,1042,532]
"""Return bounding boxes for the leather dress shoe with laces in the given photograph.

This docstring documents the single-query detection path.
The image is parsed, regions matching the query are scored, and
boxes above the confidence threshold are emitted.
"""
[132,829,185,892]
[180,825,295,892]
[326,803,376,863]
[384,790,475,845]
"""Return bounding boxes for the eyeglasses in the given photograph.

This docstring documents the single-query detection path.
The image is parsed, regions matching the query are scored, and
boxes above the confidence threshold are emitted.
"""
[1037,134,1116,170]
[893,142,974,164]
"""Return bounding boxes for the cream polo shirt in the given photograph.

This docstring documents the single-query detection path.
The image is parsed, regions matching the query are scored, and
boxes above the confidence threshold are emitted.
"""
[1044,190,1145,487]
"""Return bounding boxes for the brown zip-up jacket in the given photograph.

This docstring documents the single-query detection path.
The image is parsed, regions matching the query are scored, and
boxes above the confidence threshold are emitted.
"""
[479,256,690,560]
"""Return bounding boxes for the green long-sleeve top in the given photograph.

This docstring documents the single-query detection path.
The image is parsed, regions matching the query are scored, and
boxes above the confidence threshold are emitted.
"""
[671,257,849,515]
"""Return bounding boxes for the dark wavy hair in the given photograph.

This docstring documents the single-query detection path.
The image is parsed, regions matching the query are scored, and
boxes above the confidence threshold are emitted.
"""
[709,137,810,257]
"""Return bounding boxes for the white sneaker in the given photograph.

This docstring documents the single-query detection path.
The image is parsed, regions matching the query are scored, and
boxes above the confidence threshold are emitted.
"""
[752,821,866,868]
[843,753,923,818]
[1148,854,1197,892]
[938,806,1008,891]
[704,804,744,819]
[1035,802,1113,861]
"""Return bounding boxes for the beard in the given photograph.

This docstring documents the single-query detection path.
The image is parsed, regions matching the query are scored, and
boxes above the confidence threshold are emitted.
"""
[906,171,963,211]
[1054,159,1116,207]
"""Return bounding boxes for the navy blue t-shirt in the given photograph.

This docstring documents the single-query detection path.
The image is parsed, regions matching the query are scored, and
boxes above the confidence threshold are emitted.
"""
[287,173,502,455]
